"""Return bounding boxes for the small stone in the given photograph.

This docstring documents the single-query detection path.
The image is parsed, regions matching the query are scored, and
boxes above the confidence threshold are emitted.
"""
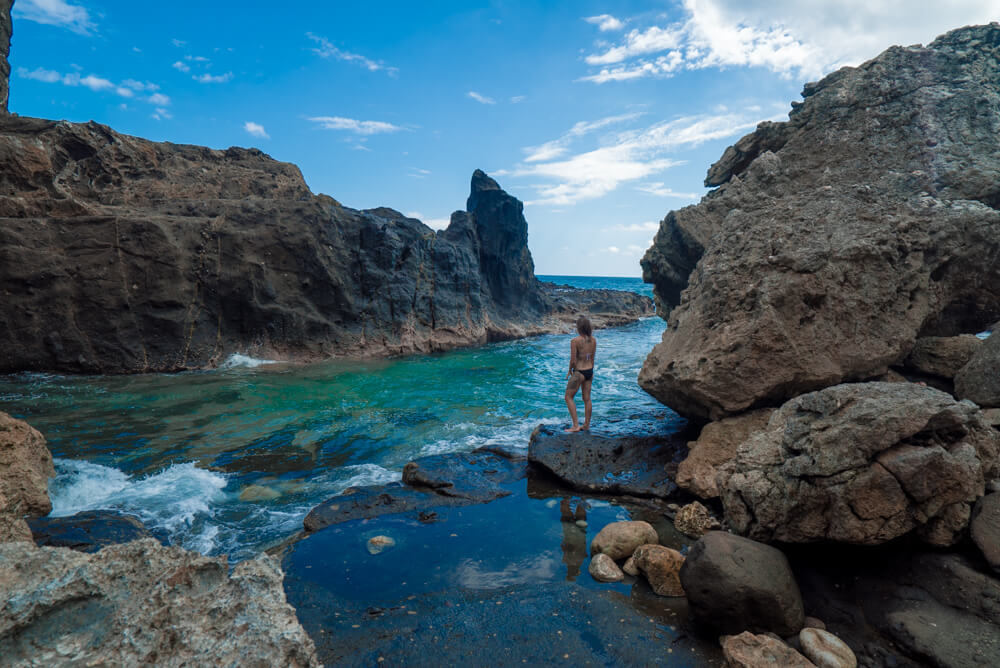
[721,631,814,667]
[803,616,827,630]
[238,484,281,502]
[673,501,721,537]
[590,520,659,560]
[589,553,624,582]
[575,520,588,528]
[799,628,857,668]
[622,555,640,576]
[632,544,685,597]
[366,535,396,555]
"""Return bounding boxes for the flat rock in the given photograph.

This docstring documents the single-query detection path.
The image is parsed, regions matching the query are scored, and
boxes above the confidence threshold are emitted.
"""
[590,520,659,560]
[721,631,815,667]
[639,24,1000,420]
[0,411,54,542]
[718,382,1000,546]
[970,492,1000,571]
[632,544,685,597]
[799,628,856,668]
[28,510,160,553]
[588,553,624,582]
[0,539,319,667]
[904,335,982,379]
[680,531,804,637]
[527,425,684,498]
[677,409,773,498]
[955,331,1000,408]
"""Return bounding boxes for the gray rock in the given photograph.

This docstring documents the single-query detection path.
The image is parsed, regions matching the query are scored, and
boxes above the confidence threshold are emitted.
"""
[904,335,982,379]
[680,531,804,636]
[639,24,1000,420]
[588,553,624,582]
[589,521,658,560]
[799,628,856,668]
[955,331,1000,408]
[0,539,319,667]
[720,631,815,668]
[719,382,1000,546]
[28,510,160,553]
[677,409,773,499]
[971,492,1000,571]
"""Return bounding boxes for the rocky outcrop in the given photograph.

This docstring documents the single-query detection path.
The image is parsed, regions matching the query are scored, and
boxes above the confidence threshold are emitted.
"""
[676,408,773,499]
[718,383,1000,546]
[680,531,805,637]
[904,335,982,379]
[0,412,54,542]
[640,24,1000,420]
[0,0,9,113]
[955,331,1000,407]
[0,539,319,667]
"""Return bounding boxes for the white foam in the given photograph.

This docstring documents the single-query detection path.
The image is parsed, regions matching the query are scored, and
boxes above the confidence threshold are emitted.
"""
[219,353,276,369]
[333,463,402,490]
[976,331,991,340]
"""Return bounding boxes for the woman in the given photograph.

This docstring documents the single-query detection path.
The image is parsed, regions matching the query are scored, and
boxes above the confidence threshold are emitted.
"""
[564,315,596,432]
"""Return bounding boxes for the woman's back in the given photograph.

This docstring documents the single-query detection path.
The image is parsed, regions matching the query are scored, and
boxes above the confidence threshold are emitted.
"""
[574,335,596,370]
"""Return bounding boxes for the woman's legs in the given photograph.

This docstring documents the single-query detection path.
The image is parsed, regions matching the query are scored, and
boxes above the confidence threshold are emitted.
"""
[581,379,593,430]
[565,374,582,432]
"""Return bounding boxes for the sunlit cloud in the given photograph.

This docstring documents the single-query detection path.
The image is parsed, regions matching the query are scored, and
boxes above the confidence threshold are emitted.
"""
[584,14,625,32]
[193,72,233,84]
[306,33,399,76]
[14,0,95,35]
[467,91,496,105]
[308,116,404,135]
[244,122,270,139]
[17,66,170,106]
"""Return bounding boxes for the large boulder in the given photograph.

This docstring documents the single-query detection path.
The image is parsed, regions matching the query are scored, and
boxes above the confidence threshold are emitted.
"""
[970,492,1000,571]
[676,409,773,498]
[0,539,319,666]
[680,531,805,637]
[904,335,982,379]
[0,412,54,543]
[718,383,1000,546]
[640,24,1000,420]
[955,330,1000,407]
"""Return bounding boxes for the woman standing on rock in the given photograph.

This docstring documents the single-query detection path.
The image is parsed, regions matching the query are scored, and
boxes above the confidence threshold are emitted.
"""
[565,316,596,432]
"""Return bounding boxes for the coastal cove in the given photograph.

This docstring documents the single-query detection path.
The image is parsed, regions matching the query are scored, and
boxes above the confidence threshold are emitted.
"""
[0,276,676,562]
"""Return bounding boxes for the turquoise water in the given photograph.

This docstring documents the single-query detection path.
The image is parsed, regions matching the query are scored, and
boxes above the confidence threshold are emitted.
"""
[0,276,675,560]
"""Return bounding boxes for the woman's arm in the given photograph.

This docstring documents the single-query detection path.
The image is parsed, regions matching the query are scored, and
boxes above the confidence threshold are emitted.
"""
[567,338,576,378]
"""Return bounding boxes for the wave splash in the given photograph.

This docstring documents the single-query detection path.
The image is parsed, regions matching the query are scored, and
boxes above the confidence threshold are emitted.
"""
[219,353,277,369]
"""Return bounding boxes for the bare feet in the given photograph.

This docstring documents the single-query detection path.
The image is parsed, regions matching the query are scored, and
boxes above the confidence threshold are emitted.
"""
[565,426,582,433]
[582,424,590,431]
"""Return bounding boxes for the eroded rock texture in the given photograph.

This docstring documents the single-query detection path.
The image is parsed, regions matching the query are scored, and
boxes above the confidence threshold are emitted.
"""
[718,383,1000,546]
[955,330,1000,407]
[0,539,319,667]
[0,119,650,374]
[0,0,9,113]
[640,24,1000,420]
[0,412,54,543]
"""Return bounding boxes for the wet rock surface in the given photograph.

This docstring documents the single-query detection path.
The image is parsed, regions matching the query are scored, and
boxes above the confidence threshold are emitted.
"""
[304,447,526,533]
[719,382,1000,546]
[955,330,1000,408]
[0,412,54,542]
[28,510,162,553]
[0,539,319,667]
[640,24,1000,420]
[680,531,805,637]
[527,425,685,498]
[676,409,773,499]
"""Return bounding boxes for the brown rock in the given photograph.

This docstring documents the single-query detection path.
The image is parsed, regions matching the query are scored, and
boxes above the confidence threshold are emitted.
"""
[721,631,815,667]
[622,554,639,576]
[639,25,1000,420]
[590,520,659,560]
[677,409,773,499]
[632,544,685,597]
[0,539,319,667]
[971,492,1000,571]
[588,553,624,583]
[0,411,54,543]
[802,617,826,631]
[904,335,982,379]
[798,628,857,668]
[955,331,1000,408]
[718,383,1000,546]
[673,501,720,538]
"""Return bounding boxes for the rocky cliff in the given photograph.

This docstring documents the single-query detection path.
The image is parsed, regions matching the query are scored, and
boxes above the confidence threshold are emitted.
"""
[0,1,9,113]
[640,23,1000,420]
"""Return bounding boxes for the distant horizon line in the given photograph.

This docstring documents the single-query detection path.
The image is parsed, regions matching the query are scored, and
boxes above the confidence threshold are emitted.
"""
[536,273,644,280]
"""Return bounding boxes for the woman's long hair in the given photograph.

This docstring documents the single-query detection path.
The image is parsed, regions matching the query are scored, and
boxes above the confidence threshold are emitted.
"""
[576,316,593,340]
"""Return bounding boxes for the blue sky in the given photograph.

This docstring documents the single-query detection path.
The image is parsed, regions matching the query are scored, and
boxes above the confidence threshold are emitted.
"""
[10,1,999,276]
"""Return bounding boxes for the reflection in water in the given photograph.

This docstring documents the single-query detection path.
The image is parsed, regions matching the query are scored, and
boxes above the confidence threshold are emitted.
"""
[559,497,589,581]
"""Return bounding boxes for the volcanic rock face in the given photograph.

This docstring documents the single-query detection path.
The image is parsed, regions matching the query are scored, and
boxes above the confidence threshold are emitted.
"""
[955,331,1000,407]
[718,382,1000,546]
[0,1,9,113]
[0,412,54,543]
[640,24,1000,420]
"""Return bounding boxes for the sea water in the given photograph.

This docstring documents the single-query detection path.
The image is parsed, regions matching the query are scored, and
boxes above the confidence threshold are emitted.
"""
[0,276,676,561]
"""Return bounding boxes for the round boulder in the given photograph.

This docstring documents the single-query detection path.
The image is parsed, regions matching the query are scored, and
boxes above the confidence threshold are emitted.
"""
[589,520,658,560]
[679,531,804,636]
[799,628,857,668]
[588,553,624,583]
[721,631,814,667]
[632,544,685,597]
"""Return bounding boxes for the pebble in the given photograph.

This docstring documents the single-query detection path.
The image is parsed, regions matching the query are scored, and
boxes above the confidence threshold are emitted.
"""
[575,520,588,528]
[799,627,857,668]
[366,535,396,555]
[589,553,624,582]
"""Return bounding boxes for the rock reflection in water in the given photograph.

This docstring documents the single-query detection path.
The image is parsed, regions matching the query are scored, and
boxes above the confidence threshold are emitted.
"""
[559,497,588,581]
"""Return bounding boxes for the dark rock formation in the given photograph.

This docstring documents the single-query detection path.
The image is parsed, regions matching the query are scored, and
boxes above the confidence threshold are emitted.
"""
[28,510,161,553]
[680,531,805,637]
[640,24,1000,420]
[904,335,982,379]
[0,0,9,113]
[0,411,54,543]
[527,425,686,498]
[955,330,1000,407]
[718,383,1000,546]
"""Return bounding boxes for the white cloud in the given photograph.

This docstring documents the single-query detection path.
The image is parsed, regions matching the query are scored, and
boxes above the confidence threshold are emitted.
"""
[172,61,191,73]
[120,79,159,92]
[244,121,269,139]
[606,246,621,253]
[152,108,172,121]
[510,95,527,103]
[171,38,186,47]
[16,66,62,83]
[193,72,233,84]
[584,14,625,32]
[607,221,660,232]
[581,0,1000,82]
[409,168,431,178]
[467,91,496,105]
[523,112,644,163]
[14,0,95,35]
[306,33,398,76]
[21,66,172,106]
[115,87,133,98]
[512,112,757,205]
[636,182,701,199]
[406,212,451,230]
[147,92,171,105]
[308,116,404,135]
